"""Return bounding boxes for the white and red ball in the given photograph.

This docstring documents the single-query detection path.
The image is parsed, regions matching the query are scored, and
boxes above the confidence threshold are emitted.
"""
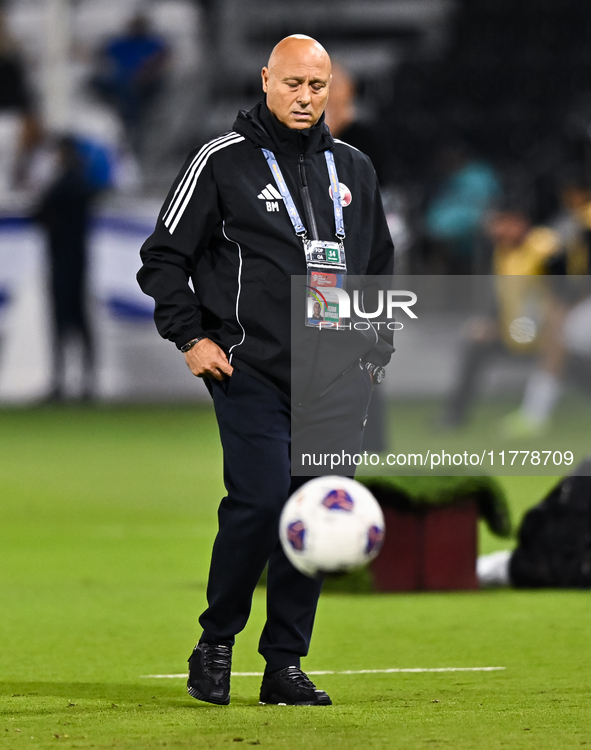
[279,476,385,578]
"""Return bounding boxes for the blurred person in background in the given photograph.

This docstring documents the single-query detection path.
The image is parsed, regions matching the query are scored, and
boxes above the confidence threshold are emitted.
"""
[440,206,564,429]
[500,176,591,436]
[423,142,501,274]
[34,136,99,402]
[324,62,392,187]
[90,13,169,154]
[0,11,41,192]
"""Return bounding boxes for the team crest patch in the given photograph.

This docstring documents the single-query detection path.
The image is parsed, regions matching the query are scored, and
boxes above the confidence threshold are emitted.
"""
[322,489,354,511]
[329,182,353,207]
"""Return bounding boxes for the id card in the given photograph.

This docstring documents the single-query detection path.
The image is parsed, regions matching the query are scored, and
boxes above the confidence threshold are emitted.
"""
[303,239,347,271]
[303,239,347,328]
[305,269,347,328]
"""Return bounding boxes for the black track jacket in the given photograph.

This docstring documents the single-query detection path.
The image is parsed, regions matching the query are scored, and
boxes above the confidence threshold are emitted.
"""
[138,101,394,395]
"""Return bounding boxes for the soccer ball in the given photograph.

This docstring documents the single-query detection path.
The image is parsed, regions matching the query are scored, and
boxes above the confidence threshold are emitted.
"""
[279,476,385,578]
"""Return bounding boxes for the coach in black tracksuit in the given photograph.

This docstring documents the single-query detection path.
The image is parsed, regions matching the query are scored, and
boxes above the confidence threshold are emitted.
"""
[138,36,394,706]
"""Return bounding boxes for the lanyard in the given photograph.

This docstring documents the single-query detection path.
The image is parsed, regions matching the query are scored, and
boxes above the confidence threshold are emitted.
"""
[261,148,346,240]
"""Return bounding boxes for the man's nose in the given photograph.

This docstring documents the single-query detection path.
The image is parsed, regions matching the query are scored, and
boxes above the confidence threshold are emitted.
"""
[297,87,311,105]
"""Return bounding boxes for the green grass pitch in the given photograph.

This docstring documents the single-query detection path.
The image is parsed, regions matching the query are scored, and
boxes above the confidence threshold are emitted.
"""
[1,404,590,749]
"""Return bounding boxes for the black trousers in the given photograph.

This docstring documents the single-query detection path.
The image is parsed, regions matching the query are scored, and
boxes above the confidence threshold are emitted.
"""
[199,366,371,672]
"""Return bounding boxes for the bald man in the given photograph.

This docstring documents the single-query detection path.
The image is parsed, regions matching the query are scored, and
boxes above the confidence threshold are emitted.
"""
[138,35,394,706]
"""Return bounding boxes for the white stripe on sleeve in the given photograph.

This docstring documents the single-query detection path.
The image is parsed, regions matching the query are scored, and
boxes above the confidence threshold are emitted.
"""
[163,133,235,224]
[164,133,244,232]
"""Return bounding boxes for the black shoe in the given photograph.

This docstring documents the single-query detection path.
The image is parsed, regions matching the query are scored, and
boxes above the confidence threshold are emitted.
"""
[187,643,232,705]
[259,666,332,706]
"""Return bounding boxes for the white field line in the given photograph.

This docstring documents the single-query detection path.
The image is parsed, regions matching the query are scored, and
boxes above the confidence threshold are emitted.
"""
[141,667,506,679]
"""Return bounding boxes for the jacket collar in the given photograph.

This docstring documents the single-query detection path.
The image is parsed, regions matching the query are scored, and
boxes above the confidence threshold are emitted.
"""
[233,99,334,157]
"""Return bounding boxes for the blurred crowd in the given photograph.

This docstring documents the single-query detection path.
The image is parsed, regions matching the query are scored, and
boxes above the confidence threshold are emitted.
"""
[0,8,170,194]
[0,6,174,399]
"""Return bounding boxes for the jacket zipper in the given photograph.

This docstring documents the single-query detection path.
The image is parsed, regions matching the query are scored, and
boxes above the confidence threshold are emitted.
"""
[298,151,319,240]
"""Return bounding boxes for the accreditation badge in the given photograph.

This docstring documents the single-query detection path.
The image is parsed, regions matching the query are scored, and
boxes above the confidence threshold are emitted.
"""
[304,241,347,329]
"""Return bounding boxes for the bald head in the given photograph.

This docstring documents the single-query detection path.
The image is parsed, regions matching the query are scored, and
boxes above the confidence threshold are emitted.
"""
[267,35,330,70]
[262,35,332,130]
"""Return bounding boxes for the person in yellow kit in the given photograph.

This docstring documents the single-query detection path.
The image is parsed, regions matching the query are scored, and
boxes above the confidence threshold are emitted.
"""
[440,206,563,429]
[500,181,591,435]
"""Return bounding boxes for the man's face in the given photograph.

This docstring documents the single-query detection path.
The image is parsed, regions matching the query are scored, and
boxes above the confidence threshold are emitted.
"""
[262,43,331,130]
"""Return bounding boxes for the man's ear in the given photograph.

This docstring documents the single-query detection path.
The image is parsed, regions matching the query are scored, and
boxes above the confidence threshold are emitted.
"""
[261,67,269,93]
